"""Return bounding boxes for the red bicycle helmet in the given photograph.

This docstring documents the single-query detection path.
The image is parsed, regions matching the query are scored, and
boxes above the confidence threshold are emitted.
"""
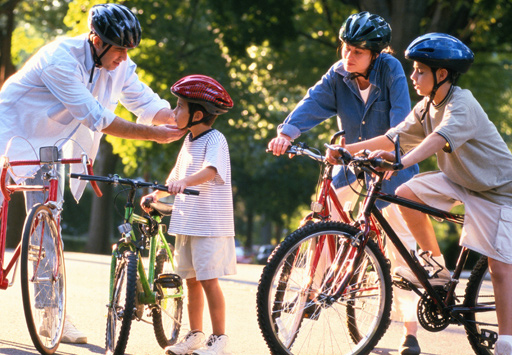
[171,75,233,115]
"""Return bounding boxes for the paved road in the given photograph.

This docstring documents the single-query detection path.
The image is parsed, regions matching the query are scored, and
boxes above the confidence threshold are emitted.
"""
[0,251,478,355]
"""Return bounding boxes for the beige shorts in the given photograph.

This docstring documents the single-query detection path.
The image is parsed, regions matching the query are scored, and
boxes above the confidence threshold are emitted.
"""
[174,235,237,281]
[404,171,512,264]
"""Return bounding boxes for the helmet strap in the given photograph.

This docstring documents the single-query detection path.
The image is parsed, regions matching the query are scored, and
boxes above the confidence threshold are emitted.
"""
[347,52,377,80]
[420,67,452,123]
[88,35,112,83]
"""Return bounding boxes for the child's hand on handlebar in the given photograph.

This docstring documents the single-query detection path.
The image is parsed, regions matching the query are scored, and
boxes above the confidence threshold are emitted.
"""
[140,192,158,213]
[267,134,292,156]
[167,180,188,195]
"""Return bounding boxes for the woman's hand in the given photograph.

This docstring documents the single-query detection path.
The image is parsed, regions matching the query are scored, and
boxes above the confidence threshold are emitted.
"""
[267,134,292,156]
[325,137,346,165]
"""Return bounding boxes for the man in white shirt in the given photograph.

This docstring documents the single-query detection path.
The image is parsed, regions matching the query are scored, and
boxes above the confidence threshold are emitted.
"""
[0,3,185,343]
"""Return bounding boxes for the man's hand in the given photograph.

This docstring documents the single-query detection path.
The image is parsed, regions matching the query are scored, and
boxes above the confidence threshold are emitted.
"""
[268,134,292,156]
[152,125,187,143]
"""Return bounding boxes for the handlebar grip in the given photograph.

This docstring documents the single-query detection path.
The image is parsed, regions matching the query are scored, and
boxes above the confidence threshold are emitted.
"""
[184,188,200,196]
[86,164,103,197]
[371,158,403,171]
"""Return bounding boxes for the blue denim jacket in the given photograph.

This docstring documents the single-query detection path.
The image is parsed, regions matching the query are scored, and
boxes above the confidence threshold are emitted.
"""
[278,53,419,208]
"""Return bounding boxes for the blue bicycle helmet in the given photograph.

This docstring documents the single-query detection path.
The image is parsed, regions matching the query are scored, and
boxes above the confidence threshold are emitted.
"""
[88,3,141,49]
[339,12,391,53]
[405,33,474,73]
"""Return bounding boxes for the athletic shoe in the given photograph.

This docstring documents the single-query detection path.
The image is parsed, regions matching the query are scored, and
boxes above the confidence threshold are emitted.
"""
[193,334,232,355]
[394,253,451,288]
[495,339,512,355]
[61,315,87,344]
[165,331,206,355]
[399,335,421,355]
[38,307,58,338]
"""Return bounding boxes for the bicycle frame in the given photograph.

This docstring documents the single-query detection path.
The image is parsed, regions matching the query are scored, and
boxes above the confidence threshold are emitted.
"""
[109,189,182,307]
[327,150,495,327]
[0,152,99,290]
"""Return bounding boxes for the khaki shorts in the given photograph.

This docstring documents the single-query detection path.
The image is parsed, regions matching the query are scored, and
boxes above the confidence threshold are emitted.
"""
[174,235,237,281]
[404,171,512,264]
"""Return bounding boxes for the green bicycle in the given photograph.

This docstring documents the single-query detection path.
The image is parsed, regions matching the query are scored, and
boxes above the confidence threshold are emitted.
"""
[70,173,198,355]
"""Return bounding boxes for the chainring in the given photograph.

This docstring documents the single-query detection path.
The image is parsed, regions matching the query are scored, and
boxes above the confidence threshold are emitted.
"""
[417,287,451,332]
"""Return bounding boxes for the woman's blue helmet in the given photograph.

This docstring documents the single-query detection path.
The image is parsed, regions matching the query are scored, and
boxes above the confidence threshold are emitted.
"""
[405,33,474,73]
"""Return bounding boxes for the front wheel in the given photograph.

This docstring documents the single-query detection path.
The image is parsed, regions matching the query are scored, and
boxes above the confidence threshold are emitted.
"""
[257,221,392,355]
[152,247,183,348]
[20,204,65,355]
[105,250,138,355]
[463,256,497,355]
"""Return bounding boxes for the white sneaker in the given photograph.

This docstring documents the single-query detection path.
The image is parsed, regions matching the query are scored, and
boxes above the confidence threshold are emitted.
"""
[394,253,451,288]
[165,331,206,355]
[38,307,58,338]
[193,334,232,355]
[61,314,87,344]
[496,339,512,355]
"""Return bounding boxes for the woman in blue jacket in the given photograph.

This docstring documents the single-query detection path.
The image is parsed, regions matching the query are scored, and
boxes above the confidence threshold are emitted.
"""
[268,12,421,355]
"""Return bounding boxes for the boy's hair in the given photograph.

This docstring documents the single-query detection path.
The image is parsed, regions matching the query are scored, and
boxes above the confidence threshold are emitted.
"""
[188,102,217,127]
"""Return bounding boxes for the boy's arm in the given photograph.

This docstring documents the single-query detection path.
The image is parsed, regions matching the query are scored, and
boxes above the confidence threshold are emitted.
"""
[326,135,394,164]
[401,133,447,169]
[167,166,217,195]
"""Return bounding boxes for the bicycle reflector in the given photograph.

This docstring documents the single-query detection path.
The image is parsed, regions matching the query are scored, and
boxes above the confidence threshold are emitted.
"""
[39,146,59,163]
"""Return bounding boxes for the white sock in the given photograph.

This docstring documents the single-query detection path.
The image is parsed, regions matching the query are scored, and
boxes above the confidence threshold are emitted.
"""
[432,255,446,268]
[499,335,512,344]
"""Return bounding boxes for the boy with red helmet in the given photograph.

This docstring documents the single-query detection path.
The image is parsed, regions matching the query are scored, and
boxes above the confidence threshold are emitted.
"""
[142,75,235,355]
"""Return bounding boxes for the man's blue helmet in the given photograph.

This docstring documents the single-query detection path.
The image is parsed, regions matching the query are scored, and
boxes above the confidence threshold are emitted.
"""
[405,33,474,73]
[88,3,141,48]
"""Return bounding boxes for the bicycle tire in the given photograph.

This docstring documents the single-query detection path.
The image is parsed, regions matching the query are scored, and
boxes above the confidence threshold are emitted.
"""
[152,247,183,348]
[20,204,65,355]
[463,255,497,355]
[257,221,392,355]
[105,250,138,355]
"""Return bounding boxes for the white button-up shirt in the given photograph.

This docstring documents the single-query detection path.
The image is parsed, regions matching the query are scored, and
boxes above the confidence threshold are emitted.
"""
[0,34,169,199]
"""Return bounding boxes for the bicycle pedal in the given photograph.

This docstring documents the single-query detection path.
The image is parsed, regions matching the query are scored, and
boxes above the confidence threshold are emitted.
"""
[155,273,182,288]
[479,329,498,349]
[392,275,413,291]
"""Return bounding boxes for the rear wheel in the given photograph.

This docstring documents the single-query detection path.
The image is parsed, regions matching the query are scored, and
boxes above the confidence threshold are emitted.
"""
[105,250,138,355]
[463,256,496,355]
[20,204,65,355]
[152,247,183,348]
[257,221,392,355]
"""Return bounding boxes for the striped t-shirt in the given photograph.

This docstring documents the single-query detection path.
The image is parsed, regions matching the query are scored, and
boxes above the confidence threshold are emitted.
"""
[167,129,235,237]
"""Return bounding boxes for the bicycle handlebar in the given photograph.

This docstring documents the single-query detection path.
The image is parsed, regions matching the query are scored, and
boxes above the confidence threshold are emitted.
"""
[70,173,200,196]
[324,144,403,171]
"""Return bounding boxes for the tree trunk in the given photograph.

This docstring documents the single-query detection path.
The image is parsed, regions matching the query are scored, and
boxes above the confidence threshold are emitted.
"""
[84,138,118,254]
[0,0,20,86]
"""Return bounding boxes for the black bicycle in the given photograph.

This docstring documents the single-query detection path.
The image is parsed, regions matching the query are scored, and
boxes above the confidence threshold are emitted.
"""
[257,137,496,355]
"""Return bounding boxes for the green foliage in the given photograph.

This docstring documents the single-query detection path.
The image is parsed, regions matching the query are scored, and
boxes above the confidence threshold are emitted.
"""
[7,0,512,251]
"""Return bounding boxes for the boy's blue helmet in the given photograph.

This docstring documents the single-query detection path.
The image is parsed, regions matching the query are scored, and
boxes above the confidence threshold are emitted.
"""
[405,33,474,73]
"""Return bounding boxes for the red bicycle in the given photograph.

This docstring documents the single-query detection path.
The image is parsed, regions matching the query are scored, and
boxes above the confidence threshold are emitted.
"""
[0,138,101,355]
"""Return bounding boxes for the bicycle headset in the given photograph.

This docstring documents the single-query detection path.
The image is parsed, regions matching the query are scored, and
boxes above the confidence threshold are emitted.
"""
[338,11,391,80]
[171,75,234,128]
[87,3,142,83]
[405,33,474,124]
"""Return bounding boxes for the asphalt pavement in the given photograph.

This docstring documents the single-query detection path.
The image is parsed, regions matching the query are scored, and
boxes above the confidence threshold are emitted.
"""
[0,250,478,354]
